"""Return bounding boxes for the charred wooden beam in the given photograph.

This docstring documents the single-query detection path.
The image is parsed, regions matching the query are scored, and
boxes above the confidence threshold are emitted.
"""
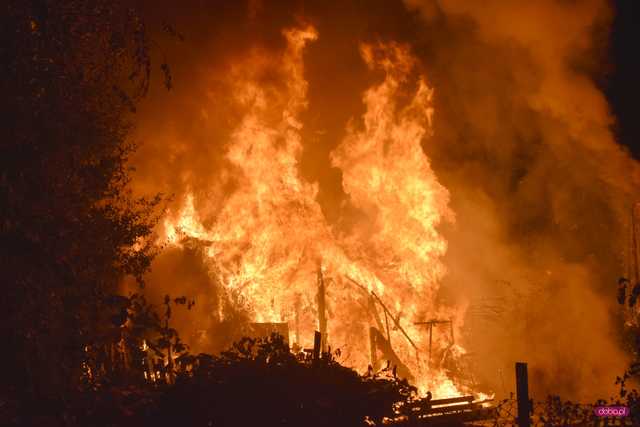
[346,276,418,351]
[420,402,478,416]
[409,396,497,424]
[372,290,418,351]
[417,405,494,422]
[313,331,321,362]
[430,395,474,406]
[411,395,474,414]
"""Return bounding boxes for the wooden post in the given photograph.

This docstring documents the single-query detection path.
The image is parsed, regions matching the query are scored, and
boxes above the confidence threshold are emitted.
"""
[294,293,301,346]
[317,268,327,353]
[369,327,377,369]
[515,362,531,427]
[313,331,321,362]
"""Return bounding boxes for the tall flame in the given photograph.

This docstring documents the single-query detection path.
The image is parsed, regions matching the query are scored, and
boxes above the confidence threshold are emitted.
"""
[161,25,463,397]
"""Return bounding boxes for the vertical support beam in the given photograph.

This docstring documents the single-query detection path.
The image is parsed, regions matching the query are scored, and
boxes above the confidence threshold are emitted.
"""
[317,268,327,353]
[515,362,531,427]
[294,293,301,346]
[313,331,321,362]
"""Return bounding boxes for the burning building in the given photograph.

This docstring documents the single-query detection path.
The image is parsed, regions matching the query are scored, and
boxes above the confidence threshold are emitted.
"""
[127,0,639,402]
[147,25,465,397]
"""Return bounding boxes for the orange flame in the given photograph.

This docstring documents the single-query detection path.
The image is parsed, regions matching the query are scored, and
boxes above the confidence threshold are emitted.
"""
[160,25,469,397]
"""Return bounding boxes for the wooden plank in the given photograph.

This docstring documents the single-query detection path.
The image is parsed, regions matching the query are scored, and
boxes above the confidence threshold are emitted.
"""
[420,402,478,416]
[429,395,474,406]
[416,406,496,423]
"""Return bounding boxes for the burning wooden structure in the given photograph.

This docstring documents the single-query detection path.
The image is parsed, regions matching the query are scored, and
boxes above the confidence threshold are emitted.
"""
[155,23,476,399]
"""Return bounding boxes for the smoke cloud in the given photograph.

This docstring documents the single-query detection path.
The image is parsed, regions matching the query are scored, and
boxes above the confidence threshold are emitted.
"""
[126,0,639,400]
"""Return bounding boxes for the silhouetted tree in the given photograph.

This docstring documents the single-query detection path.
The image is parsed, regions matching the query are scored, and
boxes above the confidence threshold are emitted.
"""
[0,0,164,398]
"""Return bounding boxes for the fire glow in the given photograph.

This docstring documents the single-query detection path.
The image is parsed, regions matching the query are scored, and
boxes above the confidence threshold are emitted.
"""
[161,25,469,398]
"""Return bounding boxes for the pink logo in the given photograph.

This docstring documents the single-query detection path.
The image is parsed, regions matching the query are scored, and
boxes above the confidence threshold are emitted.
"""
[593,406,630,417]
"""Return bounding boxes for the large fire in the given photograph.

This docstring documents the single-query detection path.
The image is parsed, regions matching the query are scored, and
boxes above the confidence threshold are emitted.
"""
[161,25,469,398]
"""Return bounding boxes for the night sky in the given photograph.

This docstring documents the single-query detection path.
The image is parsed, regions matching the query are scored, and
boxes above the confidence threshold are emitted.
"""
[608,0,640,158]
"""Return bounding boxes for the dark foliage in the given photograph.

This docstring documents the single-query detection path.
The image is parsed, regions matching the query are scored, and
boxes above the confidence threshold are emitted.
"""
[1,334,420,427]
[614,363,640,425]
[0,0,165,398]
[151,334,416,427]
